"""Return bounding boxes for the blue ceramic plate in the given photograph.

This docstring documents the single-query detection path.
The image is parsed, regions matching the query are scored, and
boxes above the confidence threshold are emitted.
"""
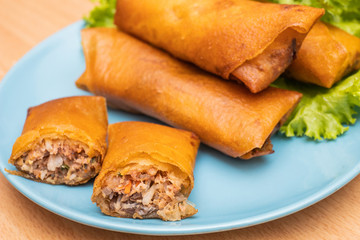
[1,21,360,235]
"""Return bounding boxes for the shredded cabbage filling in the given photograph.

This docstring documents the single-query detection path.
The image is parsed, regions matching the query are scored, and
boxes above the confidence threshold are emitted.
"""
[14,139,101,184]
[101,167,196,221]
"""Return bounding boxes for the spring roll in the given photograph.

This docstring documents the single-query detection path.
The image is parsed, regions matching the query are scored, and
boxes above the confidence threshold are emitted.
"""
[92,121,199,221]
[7,96,108,185]
[114,0,324,93]
[76,28,302,159]
[287,21,360,88]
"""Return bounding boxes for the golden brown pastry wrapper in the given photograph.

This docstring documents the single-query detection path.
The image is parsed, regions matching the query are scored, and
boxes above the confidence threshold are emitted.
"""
[76,28,302,159]
[92,121,199,220]
[287,21,360,88]
[8,96,108,184]
[114,0,324,93]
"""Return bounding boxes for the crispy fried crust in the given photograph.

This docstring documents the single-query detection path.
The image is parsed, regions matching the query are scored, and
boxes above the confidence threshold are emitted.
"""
[92,122,200,221]
[114,0,323,92]
[8,96,108,185]
[76,28,302,159]
[287,21,360,88]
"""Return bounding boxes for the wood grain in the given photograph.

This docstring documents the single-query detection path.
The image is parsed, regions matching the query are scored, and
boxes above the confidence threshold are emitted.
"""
[1,0,360,239]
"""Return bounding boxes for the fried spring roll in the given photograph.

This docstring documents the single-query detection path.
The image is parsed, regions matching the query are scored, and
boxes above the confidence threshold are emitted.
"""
[114,0,324,93]
[287,21,360,88]
[92,122,199,221]
[7,96,108,185]
[76,28,302,159]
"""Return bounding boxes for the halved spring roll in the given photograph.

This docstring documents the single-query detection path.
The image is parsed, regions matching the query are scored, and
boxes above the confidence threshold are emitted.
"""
[7,96,108,185]
[76,28,302,159]
[287,21,360,88]
[114,0,324,93]
[92,121,199,221]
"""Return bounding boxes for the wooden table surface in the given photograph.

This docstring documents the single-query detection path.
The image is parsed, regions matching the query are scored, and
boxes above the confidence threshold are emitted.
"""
[1,0,360,239]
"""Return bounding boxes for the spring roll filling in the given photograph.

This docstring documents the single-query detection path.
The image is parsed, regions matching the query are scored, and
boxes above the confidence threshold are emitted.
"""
[99,165,196,221]
[14,138,101,184]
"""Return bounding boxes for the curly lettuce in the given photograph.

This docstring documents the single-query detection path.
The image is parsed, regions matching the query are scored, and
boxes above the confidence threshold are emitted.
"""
[273,71,360,140]
[83,0,116,28]
[269,0,360,37]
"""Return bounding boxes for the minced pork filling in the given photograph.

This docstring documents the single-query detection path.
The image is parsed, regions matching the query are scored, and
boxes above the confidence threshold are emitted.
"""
[101,167,196,220]
[14,138,100,184]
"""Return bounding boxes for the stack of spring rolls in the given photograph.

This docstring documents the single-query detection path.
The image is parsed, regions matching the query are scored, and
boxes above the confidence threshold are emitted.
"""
[77,0,327,159]
[9,0,360,222]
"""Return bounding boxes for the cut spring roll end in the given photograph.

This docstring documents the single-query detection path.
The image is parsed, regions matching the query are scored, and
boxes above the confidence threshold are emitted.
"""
[8,137,103,185]
[92,161,197,221]
[7,96,108,185]
[92,122,199,221]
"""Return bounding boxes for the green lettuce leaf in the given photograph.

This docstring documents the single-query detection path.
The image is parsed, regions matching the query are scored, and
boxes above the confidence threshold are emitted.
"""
[269,0,360,37]
[83,0,116,28]
[273,70,360,140]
